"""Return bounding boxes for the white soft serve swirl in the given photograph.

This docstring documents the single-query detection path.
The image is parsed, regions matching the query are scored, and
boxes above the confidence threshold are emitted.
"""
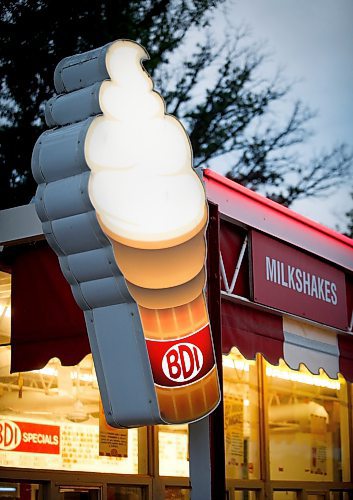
[85,40,206,247]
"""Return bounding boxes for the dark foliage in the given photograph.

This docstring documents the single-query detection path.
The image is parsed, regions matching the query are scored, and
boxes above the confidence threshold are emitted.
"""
[0,0,352,210]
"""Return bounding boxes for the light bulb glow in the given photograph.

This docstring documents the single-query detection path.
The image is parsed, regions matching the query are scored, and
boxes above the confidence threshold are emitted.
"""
[70,371,95,383]
[266,365,340,390]
[85,40,206,248]
[33,367,58,376]
[222,356,250,372]
[0,305,10,318]
[32,367,96,383]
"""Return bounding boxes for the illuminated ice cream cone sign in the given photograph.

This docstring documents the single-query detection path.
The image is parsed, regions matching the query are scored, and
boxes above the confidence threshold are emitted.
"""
[32,39,220,426]
[85,40,220,423]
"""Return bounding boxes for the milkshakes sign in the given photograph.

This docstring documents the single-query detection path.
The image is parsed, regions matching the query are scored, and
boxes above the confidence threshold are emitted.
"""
[251,231,347,330]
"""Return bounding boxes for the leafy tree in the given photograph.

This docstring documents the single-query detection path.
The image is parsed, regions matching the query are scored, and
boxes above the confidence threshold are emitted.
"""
[0,0,352,211]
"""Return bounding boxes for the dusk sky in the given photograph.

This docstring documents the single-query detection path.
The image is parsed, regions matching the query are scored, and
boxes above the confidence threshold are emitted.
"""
[212,0,353,231]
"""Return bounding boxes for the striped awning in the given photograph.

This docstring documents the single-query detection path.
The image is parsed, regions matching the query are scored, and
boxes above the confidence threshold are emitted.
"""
[217,198,353,383]
[221,299,353,382]
[9,241,90,373]
[5,170,353,384]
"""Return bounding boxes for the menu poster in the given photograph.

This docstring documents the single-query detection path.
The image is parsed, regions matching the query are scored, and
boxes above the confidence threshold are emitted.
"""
[224,396,244,468]
[310,414,327,475]
[99,401,128,457]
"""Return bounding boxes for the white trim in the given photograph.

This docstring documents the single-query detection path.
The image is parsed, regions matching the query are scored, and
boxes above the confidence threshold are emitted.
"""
[348,309,353,332]
[219,252,229,292]
[229,235,248,294]
[220,235,248,295]
[0,204,43,245]
[283,318,340,380]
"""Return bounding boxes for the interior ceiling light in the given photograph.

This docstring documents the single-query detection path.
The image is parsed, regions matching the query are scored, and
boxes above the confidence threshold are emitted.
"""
[266,365,340,390]
[222,356,250,372]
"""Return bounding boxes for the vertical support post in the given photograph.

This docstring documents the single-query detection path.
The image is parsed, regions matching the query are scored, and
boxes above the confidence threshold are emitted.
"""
[347,384,353,484]
[189,417,212,500]
[189,202,226,500]
[258,355,271,500]
[208,202,226,499]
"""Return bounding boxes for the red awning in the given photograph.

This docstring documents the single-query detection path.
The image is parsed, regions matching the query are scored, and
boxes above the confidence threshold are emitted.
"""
[221,300,284,365]
[221,299,353,383]
[4,172,353,383]
[10,241,90,372]
[217,202,353,383]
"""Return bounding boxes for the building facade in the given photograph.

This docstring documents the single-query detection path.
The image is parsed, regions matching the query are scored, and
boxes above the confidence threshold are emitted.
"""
[0,170,352,499]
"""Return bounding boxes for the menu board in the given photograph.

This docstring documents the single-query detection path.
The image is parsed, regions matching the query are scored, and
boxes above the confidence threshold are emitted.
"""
[99,401,128,457]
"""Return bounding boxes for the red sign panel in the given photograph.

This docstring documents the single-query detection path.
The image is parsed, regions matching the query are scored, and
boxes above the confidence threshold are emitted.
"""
[146,324,215,388]
[251,230,347,329]
[0,420,60,454]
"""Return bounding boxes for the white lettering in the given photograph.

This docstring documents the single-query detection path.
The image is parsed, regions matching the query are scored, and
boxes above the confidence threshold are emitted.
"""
[0,421,21,451]
[303,271,311,295]
[331,283,338,305]
[288,265,295,289]
[311,275,318,298]
[318,277,325,300]
[295,268,303,292]
[162,342,203,383]
[23,432,58,445]
[324,280,331,303]
[263,257,339,308]
[266,256,277,282]
[280,262,288,287]
[276,260,281,284]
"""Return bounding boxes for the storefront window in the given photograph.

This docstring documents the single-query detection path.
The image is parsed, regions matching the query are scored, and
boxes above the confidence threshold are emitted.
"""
[158,424,189,477]
[233,491,258,500]
[329,492,352,500]
[107,485,147,500]
[0,271,11,346]
[0,350,147,474]
[0,270,149,474]
[266,359,350,483]
[223,348,261,480]
[0,482,42,498]
[272,492,297,500]
[164,487,190,499]
[59,486,101,499]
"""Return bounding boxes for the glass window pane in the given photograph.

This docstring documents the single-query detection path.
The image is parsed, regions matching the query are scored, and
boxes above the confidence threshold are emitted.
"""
[330,492,352,500]
[164,487,190,500]
[107,485,147,500]
[234,491,259,500]
[223,348,261,480]
[0,271,11,345]
[0,348,147,474]
[59,487,101,500]
[0,482,42,499]
[158,424,189,477]
[273,492,298,500]
[266,358,350,482]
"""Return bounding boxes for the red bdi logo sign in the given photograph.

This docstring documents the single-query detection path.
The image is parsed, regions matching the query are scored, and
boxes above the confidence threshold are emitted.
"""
[162,343,204,383]
[0,420,60,454]
[146,324,215,388]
